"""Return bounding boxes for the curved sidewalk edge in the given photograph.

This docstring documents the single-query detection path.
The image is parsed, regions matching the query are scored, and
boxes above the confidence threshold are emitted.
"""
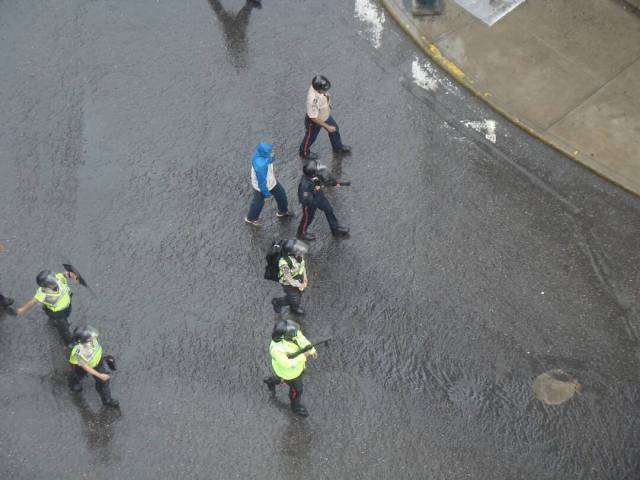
[381,0,640,197]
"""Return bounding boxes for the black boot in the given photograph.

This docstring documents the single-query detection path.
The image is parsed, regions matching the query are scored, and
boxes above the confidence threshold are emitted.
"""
[0,295,14,307]
[103,399,120,408]
[331,226,350,237]
[263,377,280,395]
[290,306,305,315]
[291,403,309,417]
[333,145,351,155]
[271,298,282,314]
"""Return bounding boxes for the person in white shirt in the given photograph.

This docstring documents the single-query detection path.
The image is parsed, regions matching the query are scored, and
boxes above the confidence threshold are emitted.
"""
[298,75,351,160]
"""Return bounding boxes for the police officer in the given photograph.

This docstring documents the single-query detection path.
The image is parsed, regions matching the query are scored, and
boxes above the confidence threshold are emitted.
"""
[299,75,351,160]
[297,160,349,241]
[68,326,119,408]
[271,240,308,315]
[264,320,317,417]
[14,269,79,343]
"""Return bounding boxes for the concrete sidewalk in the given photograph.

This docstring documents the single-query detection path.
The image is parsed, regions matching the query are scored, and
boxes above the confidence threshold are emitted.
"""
[382,0,640,195]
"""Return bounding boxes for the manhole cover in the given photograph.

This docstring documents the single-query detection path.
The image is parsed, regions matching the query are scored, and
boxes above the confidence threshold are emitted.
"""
[533,370,580,405]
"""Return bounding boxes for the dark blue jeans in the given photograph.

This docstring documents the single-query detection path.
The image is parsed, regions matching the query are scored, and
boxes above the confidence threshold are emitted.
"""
[299,115,343,157]
[247,182,288,221]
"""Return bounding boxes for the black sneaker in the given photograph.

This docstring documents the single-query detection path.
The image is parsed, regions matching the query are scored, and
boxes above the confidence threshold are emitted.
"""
[271,298,282,314]
[291,403,309,417]
[290,306,305,316]
[296,232,316,241]
[300,151,318,160]
[244,217,261,227]
[276,210,295,218]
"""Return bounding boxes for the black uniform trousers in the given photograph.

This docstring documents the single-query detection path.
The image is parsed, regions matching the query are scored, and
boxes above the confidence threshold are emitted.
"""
[69,358,115,405]
[44,305,72,344]
[266,374,304,406]
[273,284,303,310]
[297,194,339,237]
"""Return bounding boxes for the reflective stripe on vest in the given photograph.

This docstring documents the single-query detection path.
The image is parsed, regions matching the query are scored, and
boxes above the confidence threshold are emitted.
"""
[69,339,103,368]
[38,273,71,312]
[278,256,305,284]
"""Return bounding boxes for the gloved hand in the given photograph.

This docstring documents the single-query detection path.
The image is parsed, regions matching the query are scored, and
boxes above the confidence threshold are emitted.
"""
[105,355,117,371]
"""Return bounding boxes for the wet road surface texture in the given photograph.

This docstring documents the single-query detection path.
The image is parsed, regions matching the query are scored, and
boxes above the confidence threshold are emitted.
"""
[1,1,639,479]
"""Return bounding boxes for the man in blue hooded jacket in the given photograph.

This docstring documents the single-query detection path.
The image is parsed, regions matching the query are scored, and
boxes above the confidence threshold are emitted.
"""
[245,142,294,226]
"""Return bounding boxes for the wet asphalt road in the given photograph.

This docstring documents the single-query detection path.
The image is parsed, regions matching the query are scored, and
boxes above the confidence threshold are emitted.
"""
[1,1,640,479]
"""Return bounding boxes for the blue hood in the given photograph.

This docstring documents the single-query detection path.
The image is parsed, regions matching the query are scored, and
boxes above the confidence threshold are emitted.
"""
[255,142,273,159]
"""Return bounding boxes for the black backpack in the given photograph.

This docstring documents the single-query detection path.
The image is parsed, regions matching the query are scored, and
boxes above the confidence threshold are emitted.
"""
[264,239,287,282]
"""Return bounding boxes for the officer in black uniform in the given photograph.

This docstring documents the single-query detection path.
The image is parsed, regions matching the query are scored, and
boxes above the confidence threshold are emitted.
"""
[296,160,349,241]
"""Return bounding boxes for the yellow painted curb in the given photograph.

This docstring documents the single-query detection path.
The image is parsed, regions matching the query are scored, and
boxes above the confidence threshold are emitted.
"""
[380,0,640,197]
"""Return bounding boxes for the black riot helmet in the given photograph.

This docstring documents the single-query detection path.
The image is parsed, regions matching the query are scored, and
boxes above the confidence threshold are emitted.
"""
[311,75,331,92]
[272,320,298,342]
[36,270,58,289]
[303,160,318,177]
[73,325,98,344]
[283,239,309,257]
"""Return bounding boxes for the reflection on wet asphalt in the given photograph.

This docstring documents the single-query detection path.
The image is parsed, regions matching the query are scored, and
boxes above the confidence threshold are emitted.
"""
[1,0,639,478]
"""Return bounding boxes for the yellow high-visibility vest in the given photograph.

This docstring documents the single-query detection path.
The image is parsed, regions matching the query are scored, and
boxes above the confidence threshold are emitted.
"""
[270,330,315,380]
[33,273,71,312]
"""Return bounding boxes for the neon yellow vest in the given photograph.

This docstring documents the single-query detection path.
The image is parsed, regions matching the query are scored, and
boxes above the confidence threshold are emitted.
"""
[270,331,315,380]
[69,338,103,368]
[34,273,71,312]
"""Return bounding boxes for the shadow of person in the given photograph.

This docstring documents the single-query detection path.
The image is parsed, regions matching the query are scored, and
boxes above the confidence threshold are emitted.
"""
[71,394,121,464]
[208,0,262,69]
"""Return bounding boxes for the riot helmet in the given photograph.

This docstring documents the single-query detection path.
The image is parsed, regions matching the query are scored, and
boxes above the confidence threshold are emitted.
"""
[303,160,318,177]
[311,75,331,92]
[283,239,309,258]
[73,325,98,344]
[36,270,58,289]
[272,320,298,342]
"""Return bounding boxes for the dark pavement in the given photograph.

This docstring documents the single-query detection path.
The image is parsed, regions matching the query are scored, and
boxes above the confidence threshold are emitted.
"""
[0,1,639,479]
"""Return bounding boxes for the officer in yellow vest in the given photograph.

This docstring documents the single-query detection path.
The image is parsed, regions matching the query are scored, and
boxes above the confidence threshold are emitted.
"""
[264,320,317,417]
[271,240,308,316]
[68,326,119,408]
[14,270,78,343]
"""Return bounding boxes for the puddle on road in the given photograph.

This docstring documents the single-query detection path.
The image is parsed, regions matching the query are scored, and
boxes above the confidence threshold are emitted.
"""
[533,370,580,405]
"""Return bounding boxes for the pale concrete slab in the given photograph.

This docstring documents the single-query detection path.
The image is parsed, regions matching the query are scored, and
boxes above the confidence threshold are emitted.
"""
[437,21,602,129]
[454,0,526,26]
[506,0,640,83]
[548,59,640,192]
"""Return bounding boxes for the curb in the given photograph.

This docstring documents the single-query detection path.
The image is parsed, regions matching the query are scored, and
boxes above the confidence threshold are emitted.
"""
[381,0,640,198]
